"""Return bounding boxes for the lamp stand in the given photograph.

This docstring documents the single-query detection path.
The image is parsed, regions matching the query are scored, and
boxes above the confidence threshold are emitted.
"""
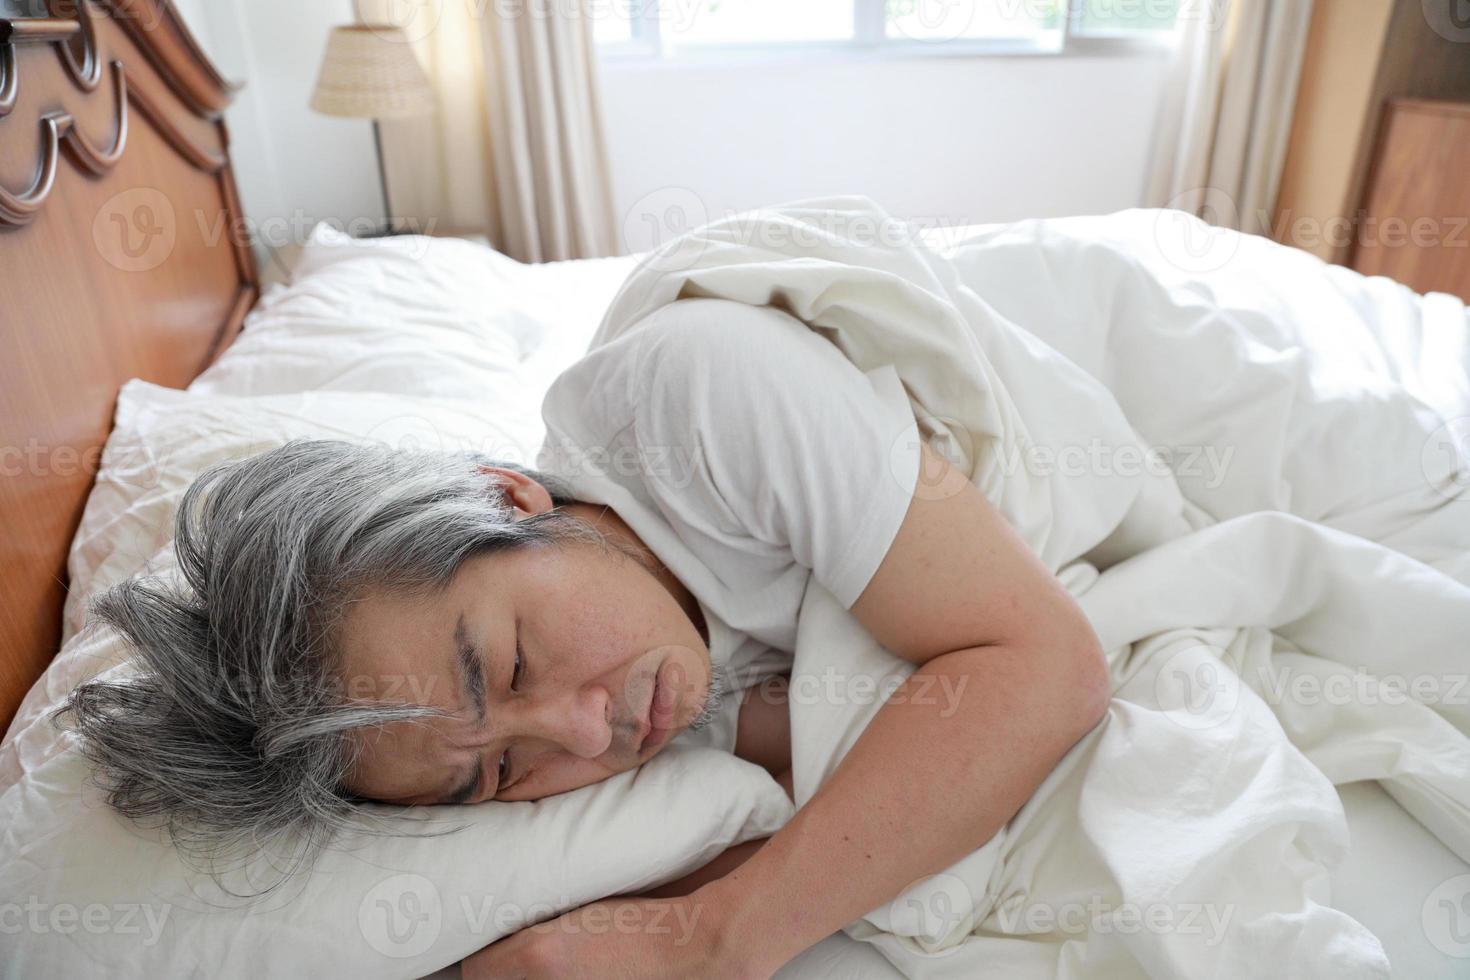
[371,118,395,236]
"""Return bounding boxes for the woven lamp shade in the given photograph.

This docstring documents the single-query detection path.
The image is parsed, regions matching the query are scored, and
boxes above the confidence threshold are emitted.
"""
[310,25,435,119]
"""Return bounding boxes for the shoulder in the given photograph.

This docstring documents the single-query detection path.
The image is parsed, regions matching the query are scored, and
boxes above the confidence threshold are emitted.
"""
[631,298,862,415]
[549,299,814,435]
[635,297,821,368]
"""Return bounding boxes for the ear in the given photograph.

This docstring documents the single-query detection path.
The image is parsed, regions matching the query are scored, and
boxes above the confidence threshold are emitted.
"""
[476,464,555,519]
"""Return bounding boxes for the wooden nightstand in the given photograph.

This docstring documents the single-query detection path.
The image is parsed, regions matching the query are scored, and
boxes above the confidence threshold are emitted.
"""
[1351,99,1470,302]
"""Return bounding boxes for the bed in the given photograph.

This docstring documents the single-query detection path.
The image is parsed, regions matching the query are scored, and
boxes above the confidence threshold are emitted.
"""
[443,248,1470,980]
[1,3,1467,978]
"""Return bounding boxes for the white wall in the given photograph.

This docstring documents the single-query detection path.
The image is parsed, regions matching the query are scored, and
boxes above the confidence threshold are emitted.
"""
[170,3,1171,257]
[600,50,1172,252]
[172,0,386,245]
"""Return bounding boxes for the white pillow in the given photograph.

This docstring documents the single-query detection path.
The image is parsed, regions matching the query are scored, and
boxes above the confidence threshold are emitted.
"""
[190,223,560,400]
[1,381,791,978]
[61,380,544,645]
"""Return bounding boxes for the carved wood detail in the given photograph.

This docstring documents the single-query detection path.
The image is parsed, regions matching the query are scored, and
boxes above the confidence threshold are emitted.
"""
[0,9,230,228]
[0,0,259,730]
[46,0,104,92]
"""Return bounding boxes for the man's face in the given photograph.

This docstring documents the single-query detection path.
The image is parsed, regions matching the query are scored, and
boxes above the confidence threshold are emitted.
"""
[336,530,714,805]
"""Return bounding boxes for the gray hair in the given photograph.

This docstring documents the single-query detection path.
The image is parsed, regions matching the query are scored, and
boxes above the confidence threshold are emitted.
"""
[51,439,612,896]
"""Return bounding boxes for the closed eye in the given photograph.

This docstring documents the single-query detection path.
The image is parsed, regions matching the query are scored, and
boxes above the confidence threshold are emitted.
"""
[494,636,525,796]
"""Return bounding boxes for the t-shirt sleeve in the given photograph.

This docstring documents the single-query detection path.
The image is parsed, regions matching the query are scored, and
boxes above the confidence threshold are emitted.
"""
[629,297,921,609]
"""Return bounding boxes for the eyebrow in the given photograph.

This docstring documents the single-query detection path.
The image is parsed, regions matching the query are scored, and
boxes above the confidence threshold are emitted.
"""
[454,613,486,724]
[444,765,481,806]
[445,613,487,804]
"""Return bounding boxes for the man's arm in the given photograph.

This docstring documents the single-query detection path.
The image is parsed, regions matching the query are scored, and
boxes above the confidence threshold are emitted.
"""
[637,838,768,899]
[692,443,1111,975]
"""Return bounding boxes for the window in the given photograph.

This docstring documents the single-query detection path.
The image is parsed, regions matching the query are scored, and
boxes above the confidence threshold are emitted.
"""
[1072,0,1182,35]
[885,0,1062,43]
[592,6,636,46]
[592,0,1181,58]
[674,0,854,45]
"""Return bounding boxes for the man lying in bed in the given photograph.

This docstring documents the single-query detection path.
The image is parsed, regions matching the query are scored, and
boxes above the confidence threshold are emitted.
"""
[59,298,1109,979]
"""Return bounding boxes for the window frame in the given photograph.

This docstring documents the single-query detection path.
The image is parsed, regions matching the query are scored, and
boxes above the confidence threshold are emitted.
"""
[593,0,1178,64]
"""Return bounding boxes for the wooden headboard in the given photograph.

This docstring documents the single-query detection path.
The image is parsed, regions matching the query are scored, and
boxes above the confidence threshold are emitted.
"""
[0,0,257,730]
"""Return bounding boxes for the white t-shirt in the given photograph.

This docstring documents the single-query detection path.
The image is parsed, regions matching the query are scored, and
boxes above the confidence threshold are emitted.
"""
[539,297,921,752]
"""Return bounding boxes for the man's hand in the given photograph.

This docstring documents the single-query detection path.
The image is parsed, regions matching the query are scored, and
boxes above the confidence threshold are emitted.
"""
[460,895,753,980]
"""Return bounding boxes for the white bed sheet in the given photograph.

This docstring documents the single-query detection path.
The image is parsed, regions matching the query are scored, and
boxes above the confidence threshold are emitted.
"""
[770,787,1470,975]
[423,228,1468,979]
[421,782,1463,980]
[1334,782,1469,980]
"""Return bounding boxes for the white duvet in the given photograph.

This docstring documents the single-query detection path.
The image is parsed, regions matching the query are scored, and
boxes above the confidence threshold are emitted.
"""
[589,198,1470,978]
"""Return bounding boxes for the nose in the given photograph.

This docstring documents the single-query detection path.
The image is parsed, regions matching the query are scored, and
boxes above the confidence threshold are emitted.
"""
[517,684,613,759]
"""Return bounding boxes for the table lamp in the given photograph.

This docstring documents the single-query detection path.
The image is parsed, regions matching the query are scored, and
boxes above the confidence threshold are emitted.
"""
[309,25,435,234]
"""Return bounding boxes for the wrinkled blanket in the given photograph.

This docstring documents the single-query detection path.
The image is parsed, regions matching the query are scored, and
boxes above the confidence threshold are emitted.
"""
[589,197,1470,978]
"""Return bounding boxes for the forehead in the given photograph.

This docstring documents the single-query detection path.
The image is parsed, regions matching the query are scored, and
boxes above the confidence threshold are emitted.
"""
[338,553,503,658]
[339,583,447,662]
[334,573,482,711]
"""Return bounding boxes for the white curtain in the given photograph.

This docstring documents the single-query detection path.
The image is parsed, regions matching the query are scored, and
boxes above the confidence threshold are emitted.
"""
[1145,0,1315,236]
[363,0,618,262]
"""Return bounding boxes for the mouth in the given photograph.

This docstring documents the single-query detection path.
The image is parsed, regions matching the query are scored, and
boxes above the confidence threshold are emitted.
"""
[638,656,681,754]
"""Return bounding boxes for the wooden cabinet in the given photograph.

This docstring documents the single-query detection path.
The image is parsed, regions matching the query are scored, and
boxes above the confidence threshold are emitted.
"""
[1274,0,1470,289]
[1350,99,1470,302]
